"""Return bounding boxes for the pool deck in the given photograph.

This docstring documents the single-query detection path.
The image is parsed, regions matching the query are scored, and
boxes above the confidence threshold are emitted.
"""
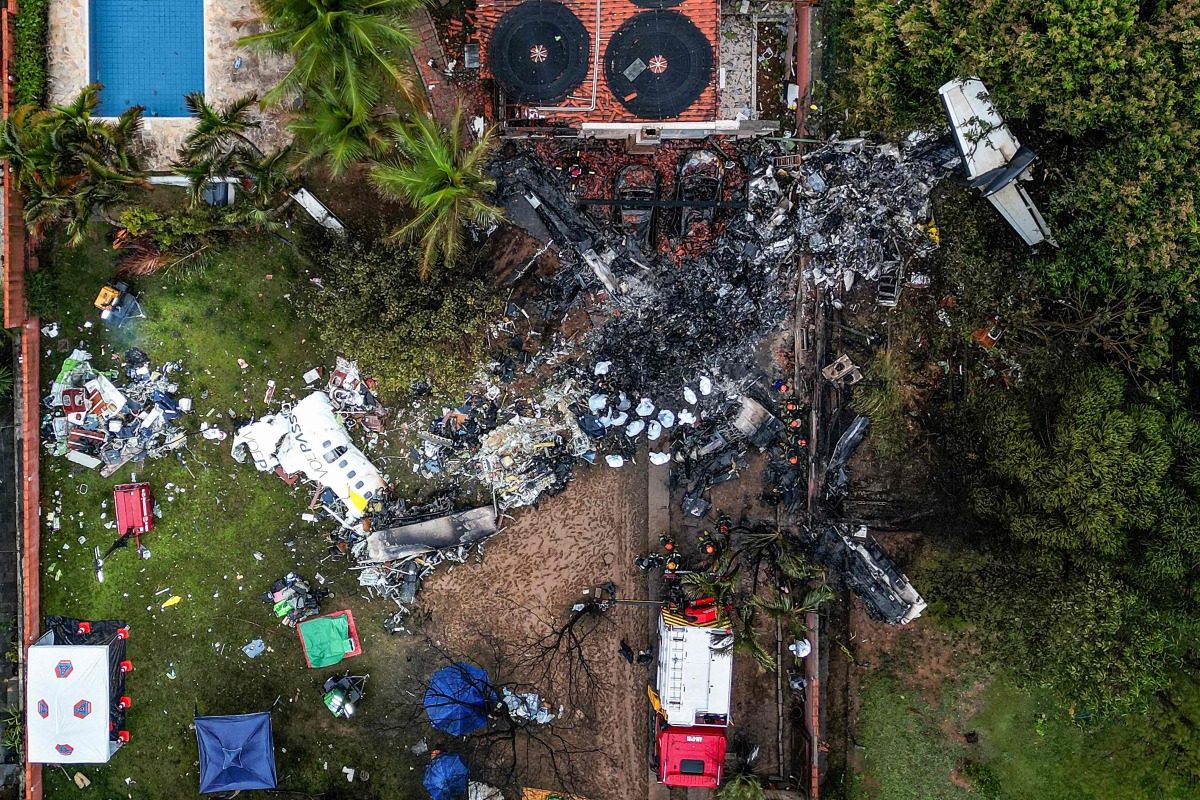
[48,0,292,169]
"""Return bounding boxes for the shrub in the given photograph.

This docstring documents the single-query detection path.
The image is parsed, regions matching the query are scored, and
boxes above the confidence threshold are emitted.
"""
[12,0,48,106]
[851,349,913,462]
[302,236,498,398]
[24,268,55,319]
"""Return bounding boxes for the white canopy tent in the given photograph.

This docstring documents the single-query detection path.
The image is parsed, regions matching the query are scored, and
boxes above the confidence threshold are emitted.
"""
[26,641,116,763]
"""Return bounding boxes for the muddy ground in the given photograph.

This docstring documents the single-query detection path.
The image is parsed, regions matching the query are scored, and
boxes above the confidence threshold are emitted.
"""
[419,460,653,800]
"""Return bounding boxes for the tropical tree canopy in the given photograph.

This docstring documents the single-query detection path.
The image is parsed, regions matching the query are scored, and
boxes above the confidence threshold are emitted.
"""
[302,236,498,396]
[968,366,1200,584]
[239,0,423,119]
[180,92,261,165]
[0,83,147,243]
[369,106,504,278]
[287,84,392,176]
[174,92,296,220]
[936,366,1200,714]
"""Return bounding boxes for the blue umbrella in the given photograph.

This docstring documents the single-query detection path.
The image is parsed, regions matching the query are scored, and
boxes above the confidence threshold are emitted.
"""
[424,752,469,800]
[424,662,495,736]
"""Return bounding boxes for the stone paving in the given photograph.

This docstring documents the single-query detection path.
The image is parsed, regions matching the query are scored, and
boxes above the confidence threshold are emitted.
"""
[410,7,461,127]
[48,0,292,169]
[719,13,755,119]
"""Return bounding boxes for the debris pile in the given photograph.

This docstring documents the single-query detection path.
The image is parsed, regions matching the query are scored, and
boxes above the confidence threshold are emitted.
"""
[43,348,191,474]
[500,687,557,725]
[824,415,870,504]
[391,137,948,517]
[790,135,954,292]
[470,382,591,508]
[343,494,501,607]
[809,523,927,625]
[232,362,387,523]
[324,357,388,432]
[389,151,806,513]
[411,382,591,511]
[263,573,330,627]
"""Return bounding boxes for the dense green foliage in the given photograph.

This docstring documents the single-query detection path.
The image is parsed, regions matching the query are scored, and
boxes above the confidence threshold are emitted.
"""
[717,773,765,800]
[302,237,496,396]
[370,107,504,277]
[171,93,297,227]
[927,547,1175,717]
[837,0,1200,373]
[287,85,393,176]
[852,350,913,462]
[0,85,147,243]
[931,367,1200,714]
[174,93,295,207]
[853,644,1200,800]
[970,368,1200,573]
[12,0,47,106]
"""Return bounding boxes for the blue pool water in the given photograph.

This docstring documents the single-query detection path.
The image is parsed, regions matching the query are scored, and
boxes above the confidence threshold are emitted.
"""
[90,0,205,117]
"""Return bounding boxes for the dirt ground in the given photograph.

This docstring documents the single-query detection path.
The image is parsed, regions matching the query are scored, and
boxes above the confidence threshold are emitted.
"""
[418,460,652,800]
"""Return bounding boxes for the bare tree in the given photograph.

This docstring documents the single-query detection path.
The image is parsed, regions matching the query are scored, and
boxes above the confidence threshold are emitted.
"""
[366,610,615,797]
[508,595,614,714]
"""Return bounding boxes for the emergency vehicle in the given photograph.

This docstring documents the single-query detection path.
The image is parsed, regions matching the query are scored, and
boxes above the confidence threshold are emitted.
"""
[651,598,733,789]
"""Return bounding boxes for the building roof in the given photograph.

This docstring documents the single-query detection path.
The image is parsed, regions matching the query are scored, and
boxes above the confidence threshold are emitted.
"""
[656,612,733,727]
[479,0,720,123]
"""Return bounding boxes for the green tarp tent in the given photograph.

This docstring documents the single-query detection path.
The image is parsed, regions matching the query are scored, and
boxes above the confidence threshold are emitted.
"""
[298,614,353,668]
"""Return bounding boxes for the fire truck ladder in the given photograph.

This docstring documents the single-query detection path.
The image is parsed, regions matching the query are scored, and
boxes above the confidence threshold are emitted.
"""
[667,633,688,705]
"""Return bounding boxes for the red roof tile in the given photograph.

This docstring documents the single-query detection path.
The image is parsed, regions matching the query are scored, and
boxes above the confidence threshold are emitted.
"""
[478,0,721,124]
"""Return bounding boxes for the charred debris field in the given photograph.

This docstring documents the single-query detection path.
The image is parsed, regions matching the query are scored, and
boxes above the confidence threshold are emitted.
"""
[19,15,1200,795]
[27,133,956,799]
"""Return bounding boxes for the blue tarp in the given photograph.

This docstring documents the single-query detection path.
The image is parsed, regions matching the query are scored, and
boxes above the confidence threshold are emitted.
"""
[423,662,494,736]
[195,712,277,793]
[423,753,469,800]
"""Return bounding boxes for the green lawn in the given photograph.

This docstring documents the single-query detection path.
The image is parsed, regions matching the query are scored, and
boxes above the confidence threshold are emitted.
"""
[852,623,1200,800]
[853,673,973,800]
[37,229,429,799]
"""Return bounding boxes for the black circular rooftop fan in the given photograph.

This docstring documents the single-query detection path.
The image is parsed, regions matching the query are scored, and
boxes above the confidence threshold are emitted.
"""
[489,1,591,105]
[604,11,712,119]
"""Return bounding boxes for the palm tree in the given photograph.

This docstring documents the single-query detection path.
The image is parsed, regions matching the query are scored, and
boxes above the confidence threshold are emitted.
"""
[176,93,261,205]
[239,0,422,118]
[753,584,834,636]
[681,566,739,609]
[174,93,296,215]
[713,605,776,672]
[370,105,504,278]
[0,84,148,243]
[287,85,392,176]
[738,525,822,588]
[239,146,296,211]
[717,735,765,800]
[181,92,261,163]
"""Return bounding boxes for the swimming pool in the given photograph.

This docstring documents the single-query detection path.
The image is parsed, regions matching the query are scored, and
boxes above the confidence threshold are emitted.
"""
[90,0,205,117]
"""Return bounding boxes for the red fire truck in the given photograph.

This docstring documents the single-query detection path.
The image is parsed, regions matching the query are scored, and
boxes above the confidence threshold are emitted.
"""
[651,599,733,789]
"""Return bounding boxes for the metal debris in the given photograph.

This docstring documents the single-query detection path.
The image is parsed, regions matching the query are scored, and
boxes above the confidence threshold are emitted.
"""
[790,135,955,294]
[43,348,191,475]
